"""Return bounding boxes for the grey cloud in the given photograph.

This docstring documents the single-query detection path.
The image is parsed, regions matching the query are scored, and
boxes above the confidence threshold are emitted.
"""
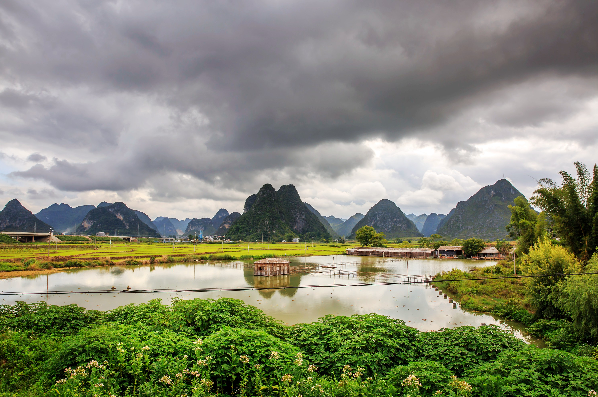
[3,1,597,146]
[13,138,373,200]
[3,0,598,196]
[0,87,121,151]
[27,188,57,200]
[26,153,46,162]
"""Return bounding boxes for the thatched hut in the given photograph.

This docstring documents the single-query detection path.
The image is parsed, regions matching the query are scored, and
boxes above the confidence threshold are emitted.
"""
[254,258,290,276]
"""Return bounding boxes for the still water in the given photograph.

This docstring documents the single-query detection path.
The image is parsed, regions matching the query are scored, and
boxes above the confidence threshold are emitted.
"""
[0,255,536,342]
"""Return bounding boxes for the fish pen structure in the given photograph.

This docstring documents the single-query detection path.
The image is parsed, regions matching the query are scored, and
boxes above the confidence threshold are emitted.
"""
[254,258,291,276]
[345,247,435,258]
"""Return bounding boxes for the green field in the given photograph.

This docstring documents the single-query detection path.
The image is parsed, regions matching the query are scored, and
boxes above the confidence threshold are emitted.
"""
[0,241,361,275]
[0,241,350,261]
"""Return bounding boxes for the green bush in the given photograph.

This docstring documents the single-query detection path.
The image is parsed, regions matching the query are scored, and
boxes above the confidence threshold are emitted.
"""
[418,325,525,376]
[0,301,103,336]
[170,298,286,338]
[0,234,17,244]
[0,262,23,272]
[384,361,454,396]
[466,346,598,397]
[290,314,420,377]
[200,327,300,393]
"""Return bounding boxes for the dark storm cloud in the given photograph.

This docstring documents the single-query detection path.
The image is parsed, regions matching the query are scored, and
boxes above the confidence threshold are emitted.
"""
[3,0,598,194]
[13,139,373,194]
[26,153,46,162]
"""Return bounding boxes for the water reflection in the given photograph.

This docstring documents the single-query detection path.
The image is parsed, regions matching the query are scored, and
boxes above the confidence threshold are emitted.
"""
[244,269,305,298]
[0,255,540,344]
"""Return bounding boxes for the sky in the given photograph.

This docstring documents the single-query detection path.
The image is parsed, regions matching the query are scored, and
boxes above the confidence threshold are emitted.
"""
[1,0,597,220]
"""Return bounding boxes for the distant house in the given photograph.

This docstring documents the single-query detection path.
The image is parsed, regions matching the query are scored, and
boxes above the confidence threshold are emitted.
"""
[346,247,435,258]
[437,246,463,258]
[292,238,300,243]
[479,246,501,259]
[254,258,290,277]
[96,232,106,237]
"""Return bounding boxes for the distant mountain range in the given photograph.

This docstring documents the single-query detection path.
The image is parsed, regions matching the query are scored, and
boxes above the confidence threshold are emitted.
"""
[436,179,522,240]
[305,203,338,239]
[226,184,331,241]
[36,203,96,233]
[153,217,178,237]
[324,216,345,229]
[184,218,217,236]
[1,178,525,241]
[350,199,422,239]
[335,213,364,237]
[406,213,428,232]
[421,213,446,237]
[1,199,52,233]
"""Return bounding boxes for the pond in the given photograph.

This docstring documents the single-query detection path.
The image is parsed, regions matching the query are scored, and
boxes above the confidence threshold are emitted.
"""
[0,255,538,343]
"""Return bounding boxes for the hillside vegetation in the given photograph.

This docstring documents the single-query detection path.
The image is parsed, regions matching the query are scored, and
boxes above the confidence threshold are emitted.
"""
[226,184,331,242]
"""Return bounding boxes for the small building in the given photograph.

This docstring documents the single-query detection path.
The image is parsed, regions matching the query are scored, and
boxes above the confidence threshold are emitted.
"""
[96,232,106,237]
[254,258,290,277]
[292,238,300,243]
[437,245,463,258]
[346,247,435,258]
[479,246,500,259]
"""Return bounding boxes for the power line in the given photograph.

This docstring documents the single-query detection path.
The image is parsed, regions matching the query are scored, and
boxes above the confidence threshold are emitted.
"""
[1,272,597,296]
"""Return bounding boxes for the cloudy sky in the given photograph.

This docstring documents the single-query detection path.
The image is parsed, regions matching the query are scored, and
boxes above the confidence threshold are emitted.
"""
[1,0,597,220]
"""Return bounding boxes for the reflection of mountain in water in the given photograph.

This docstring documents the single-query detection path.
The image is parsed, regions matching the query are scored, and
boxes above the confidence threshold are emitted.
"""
[244,268,304,299]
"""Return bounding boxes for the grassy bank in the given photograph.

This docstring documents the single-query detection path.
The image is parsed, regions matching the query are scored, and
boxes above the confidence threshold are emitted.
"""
[0,242,353,278]
[1,298,597,397]
[432,261,533,325]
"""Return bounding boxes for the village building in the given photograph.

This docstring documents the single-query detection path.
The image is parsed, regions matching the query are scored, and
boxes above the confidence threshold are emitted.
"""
[437,245,463,258]
[478,246,501,259]
[346,247,435,258]
[254,258,291,276]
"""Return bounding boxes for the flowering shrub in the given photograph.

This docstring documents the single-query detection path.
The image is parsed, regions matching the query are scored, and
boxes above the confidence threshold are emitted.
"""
[1,298,597,396]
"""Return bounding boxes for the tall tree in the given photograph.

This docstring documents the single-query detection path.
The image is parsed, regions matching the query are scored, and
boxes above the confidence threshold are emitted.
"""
[532,162,598,262]
[507,196,544,256]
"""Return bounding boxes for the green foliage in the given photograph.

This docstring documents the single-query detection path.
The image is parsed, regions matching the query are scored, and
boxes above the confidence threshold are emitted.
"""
[0,234,17,244]
[418,326,525,377]
[0,301,102,336]
[384,361,454,396]
[356,226,376,246]
[200,327,300,393]
[532,162,598,262]
[461,238,485,258]
[494,239,511,256]
[290,314,420,376]
[355,226,387,247]
[558,254,598,339]
[506,196,544,256]
[522,239,581,319]
[466,346,598,397]
[1,298,598,396]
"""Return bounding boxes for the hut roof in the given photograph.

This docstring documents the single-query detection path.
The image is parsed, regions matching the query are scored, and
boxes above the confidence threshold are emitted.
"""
[437,246,463,251]
[480,247,499,254]
[254,258,290,264]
